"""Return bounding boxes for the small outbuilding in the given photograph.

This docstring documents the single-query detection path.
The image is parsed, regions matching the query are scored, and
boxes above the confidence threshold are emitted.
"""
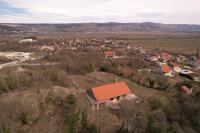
[182,85,192,94]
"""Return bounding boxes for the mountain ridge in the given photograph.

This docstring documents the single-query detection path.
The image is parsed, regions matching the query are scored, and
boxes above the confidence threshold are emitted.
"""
[1,22,200,33]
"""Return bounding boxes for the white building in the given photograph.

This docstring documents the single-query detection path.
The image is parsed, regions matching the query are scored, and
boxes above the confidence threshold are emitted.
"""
[189,60,200,68]
[13,52,31,60]
[172,63,181,73]
[0,52,31,61]
[19,39,35,43]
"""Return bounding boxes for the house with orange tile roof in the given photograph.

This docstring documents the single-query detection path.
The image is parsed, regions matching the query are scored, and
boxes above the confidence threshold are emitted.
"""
[86,82,133,109]
[157,63,173,77]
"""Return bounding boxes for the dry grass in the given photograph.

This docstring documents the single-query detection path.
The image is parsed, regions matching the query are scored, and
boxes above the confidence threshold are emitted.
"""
[0,71,172,132]
[72,71,171,106]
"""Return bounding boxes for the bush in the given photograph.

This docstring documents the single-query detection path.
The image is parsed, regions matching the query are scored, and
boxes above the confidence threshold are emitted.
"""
[148,98,162,110]
[156,77,170,91]
[175,80,194,91]
[99,62,112,72]
[63,94,77,113]
[0,73,31,94]
[64,111,79,133]
[43,68,69,87]
[0,123,10,133]
[146,110,168,133]
[19,112,28,125]
[80,109,100,133]
[45,91,62,106]
[0,75,18,94]
[147,77,156,88]
[85,124,99,133]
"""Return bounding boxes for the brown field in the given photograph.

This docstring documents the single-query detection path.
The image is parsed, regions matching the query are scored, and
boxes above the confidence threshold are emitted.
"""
[1,31,200,54]
[37,32,200,54]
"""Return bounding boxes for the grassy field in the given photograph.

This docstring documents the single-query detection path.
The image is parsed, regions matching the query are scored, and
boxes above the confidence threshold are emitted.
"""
[72,71,171,105]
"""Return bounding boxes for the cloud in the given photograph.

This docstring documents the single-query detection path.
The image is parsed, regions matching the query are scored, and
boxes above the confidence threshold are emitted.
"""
[0,1,27,15]
[1,0,200,24]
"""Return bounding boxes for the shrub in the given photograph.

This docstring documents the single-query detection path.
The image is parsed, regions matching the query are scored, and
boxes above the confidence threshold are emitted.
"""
[147,77,156,88]
[85,124,99,133]
[175,80,194,91]
[148,98,162,110]
[99,62,112,72]
[0,123,10,133]
[43,68,69,87]
[0,75,18,94]
[64,111,79,133]
[4,75,18,90]
[45,91,62,106]
[63,94,77,113]
[80,109,100,133]
[19,112,28,125]
[146,110,168,133]
[157,77,170,91]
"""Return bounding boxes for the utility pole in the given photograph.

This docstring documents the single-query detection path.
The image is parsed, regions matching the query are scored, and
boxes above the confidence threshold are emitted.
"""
[196,47,200,58]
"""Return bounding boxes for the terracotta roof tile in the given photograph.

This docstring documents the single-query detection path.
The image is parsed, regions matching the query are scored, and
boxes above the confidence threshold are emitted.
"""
[104,51,115,56]
[161,64,172,73]
[92,82,131,102]
[182,85,192,94]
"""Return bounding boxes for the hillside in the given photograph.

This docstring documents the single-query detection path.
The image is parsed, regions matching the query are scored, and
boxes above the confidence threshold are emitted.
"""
[1,22,200,34]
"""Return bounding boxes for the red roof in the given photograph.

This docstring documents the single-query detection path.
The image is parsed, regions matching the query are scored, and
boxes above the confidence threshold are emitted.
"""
[152,52,160,57]
[161,52,170,56]
[161,64,172,73]
[182,85,192,94]
[104,51,115,57]
[161,52,171,60]
[92,82,131,102]
[195,59,200,64]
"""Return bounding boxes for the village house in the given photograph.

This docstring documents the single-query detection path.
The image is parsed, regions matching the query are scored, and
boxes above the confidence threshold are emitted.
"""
[40,45,55,51]
[161,52,172,62]
[172,63,181,72]
[177,55,187,63]
[152,51,160,58]
[13,52,31,60]
[19,38,36,43]
[149,56,159,62]
[189,59,200,69]
[146,51,160,62]
[104,51,115,58]
[157,63,173,77]
[86,82,134,109]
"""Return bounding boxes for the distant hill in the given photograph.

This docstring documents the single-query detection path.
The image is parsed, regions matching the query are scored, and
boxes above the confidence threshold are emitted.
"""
[1,22,200,34]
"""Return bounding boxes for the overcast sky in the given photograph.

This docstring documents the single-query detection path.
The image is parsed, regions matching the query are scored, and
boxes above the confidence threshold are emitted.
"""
[0,0,200,24]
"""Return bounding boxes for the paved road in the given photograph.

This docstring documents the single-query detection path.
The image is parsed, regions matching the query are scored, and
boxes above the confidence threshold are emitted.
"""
[0,61,60,69]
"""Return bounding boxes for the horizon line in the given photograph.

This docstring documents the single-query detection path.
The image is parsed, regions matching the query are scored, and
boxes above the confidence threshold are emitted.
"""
[1,22,200,25]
